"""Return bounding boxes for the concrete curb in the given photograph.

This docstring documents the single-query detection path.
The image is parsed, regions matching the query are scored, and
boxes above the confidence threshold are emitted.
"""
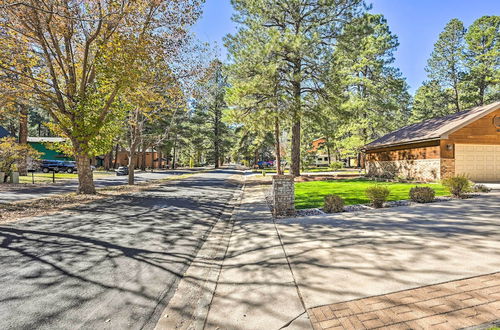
[154,174,245,330]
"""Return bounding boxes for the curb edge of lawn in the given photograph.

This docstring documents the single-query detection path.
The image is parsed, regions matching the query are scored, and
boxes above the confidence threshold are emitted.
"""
[153,172,245,330]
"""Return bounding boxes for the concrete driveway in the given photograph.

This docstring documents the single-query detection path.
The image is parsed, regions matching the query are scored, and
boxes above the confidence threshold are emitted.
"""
[276,192,500,311]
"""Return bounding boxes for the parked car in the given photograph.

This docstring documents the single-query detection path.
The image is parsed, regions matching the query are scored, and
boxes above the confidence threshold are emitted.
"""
[256,160,274,169]
[40,160,64,173]
[115,166,129,176]
[61,161,77,173]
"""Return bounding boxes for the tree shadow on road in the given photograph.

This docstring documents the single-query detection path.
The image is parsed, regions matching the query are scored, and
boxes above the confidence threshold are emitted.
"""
[0,175,240,329]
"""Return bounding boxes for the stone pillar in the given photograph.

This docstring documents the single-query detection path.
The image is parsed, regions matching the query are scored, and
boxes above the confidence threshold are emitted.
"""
[10,172,19,184]
[272,175,295,217]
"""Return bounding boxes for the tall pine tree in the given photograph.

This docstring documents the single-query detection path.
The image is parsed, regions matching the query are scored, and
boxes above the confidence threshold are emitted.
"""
[426,18,466,112]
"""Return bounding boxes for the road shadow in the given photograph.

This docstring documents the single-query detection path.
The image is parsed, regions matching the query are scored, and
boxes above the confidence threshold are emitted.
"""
[0,172,240,329]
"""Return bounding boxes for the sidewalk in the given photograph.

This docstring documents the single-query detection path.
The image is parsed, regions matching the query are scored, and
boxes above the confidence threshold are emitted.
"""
[155,178,310,330]
[204,182,309,329]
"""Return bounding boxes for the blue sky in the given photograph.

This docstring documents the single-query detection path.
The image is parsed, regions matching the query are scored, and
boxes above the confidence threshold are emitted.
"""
[192,0,499,94]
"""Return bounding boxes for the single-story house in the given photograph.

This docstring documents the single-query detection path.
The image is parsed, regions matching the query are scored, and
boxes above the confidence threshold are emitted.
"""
[363,100,500,182]
[115,149,167,168]
[309,138,330,167]
[309,138,361,167]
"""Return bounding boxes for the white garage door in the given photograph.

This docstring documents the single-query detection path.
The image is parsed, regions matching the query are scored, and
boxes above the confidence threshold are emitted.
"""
[455,144,500,182]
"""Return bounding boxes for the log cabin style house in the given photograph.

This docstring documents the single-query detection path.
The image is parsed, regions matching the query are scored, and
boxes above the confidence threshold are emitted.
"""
[363,101,500,182]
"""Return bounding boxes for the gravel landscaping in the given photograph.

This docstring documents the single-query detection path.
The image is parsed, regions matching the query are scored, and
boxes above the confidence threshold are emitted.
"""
[266,186,485,218]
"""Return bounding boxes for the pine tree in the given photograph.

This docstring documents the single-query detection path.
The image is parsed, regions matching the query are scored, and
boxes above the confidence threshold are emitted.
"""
[410,81,453,122]
[463,16,500,106]
[334,14,411,154]
[227,0,365,176]
[426,19,466,112]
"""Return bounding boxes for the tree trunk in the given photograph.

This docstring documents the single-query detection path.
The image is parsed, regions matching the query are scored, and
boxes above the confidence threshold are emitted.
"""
[158,149,162,169]
[327,144,331,165]
[104,151,111,171]
[290,120,301,176]
[478,78,486,106]
[128,150,136,185]
[113,144,119,169]
[172,138,177,169]
[453,86,460,112]
[127,108,141,185]
[127,139,139,185]
[151,147,155,171]
[274,117,283,175]
[214,110,220,169]
[290,60,301,177]
[18,104,29,176]
[141,144,147,170]
[76,154,96,194]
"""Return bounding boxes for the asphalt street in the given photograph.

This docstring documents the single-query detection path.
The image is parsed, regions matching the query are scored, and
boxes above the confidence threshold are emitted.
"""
[0,169,202,203]
[0,169,241,329]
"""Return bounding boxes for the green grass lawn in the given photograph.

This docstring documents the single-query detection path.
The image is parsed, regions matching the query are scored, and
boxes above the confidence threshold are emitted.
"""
[252,167,364,174]
[19,171,114,184]
[302,167,363,173]
[295,178,449,209]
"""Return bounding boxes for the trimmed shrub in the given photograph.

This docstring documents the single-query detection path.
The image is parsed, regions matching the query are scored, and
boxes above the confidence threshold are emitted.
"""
[365,185,390,208]
[409,186,435,203]
[442,174,472,198]
[472,184,491,193]
[323,194,344,213]
[329,161,343,170]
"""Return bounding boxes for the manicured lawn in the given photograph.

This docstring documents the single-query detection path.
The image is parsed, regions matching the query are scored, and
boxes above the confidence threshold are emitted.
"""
[295,178,449,209]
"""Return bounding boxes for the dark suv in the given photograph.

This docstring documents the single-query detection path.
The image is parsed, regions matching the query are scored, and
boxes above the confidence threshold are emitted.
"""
[40,160,64,173]
[61,161,77,173]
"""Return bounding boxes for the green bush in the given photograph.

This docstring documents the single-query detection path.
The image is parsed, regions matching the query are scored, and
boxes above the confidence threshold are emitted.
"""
[323,194,344,213]
[365,185,390,208]
[442,174,472,198]
[409,186,435,203]
[472,184,491,193]
[329,161,343,170]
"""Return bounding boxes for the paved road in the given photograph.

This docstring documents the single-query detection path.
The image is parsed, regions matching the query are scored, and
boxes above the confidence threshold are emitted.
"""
[0,169,206,203]
[0,169,241,329]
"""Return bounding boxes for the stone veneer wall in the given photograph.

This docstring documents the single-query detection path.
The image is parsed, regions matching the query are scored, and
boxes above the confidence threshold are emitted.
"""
[272,175,295,217]
[367,159,441,182]
[440,159,455,179]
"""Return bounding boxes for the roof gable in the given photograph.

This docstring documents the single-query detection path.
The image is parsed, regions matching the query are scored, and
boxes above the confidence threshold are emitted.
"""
[365,101,500,150]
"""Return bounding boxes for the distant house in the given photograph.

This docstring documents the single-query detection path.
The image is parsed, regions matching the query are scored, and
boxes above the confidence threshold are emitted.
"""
[309,138,360,167]
[363,101,500,182]
[0,126,12,139]
[115,149,167,168]
[309,138,330,167]
[27,137,73,161]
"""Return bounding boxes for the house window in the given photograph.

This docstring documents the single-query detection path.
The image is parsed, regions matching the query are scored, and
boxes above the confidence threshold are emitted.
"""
[494,115,500,128]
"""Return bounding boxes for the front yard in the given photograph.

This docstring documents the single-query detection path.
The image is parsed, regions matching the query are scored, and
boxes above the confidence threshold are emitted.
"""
[295,178,449,209]
[18,171,114,184]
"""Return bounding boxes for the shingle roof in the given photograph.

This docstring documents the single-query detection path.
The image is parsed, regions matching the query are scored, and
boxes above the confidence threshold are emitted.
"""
[27,137,66,143]
[364,101,500,150]
[0,126,11,139]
